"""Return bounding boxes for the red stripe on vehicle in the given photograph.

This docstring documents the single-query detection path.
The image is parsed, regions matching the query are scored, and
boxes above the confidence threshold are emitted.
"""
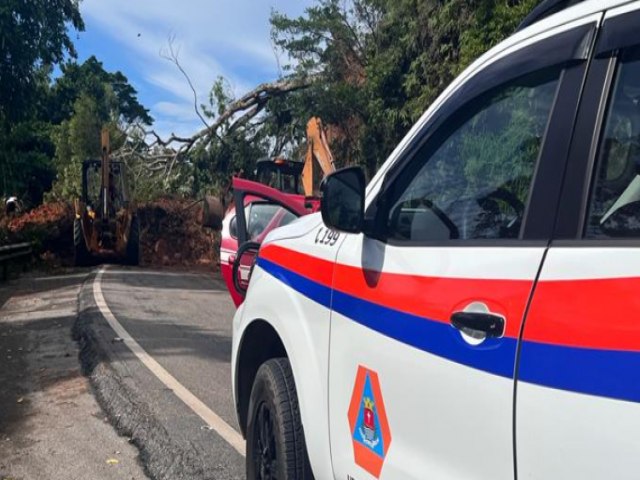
[524,277,640,352]
[261,244,531,339]
[260,244,334,287]
[333,264,530,339]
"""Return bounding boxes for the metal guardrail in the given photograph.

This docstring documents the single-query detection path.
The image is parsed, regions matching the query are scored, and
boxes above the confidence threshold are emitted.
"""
[0,242,32,280]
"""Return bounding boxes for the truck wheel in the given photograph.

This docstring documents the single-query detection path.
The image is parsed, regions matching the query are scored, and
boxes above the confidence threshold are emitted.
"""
[246,358,314,480]
[74,219,91,267]
[126,216,140,266]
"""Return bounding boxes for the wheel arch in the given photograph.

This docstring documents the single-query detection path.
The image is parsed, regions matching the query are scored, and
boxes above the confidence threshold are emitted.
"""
[235,319,288,437]
[232,255,334,479]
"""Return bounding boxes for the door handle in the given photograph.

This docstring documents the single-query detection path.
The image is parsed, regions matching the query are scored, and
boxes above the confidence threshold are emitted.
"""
[450,311,505,338]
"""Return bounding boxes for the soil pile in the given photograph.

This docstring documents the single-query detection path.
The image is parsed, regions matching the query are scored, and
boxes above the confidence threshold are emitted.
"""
[137,197,219,268]
[0,202,74,267]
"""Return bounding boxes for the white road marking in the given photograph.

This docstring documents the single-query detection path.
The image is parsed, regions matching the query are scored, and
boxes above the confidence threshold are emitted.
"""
[93,266,246,457]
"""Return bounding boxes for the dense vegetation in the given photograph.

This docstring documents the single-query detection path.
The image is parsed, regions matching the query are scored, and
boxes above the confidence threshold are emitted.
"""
[268,0,538,178]
[0,0,538,208]
[0,0,150,207]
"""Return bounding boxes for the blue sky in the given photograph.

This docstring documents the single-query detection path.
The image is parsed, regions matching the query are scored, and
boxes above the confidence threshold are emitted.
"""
[75,0,314,138]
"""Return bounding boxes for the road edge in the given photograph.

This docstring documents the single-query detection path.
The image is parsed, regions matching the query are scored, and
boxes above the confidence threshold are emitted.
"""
[72,271,217,480]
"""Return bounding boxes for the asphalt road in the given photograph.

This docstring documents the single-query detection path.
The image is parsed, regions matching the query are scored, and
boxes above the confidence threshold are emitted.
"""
[0,271,148,480]
[99,267,239,428]
[91,266,245,479]
[0,266,247,480]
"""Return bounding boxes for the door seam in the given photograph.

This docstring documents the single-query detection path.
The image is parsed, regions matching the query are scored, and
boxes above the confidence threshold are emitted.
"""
[512,244,549,480]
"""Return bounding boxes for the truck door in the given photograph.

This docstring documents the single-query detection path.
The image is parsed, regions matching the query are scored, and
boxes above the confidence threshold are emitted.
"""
[224,178,310,304]
[517,4,640,477]
[328,17,598,480]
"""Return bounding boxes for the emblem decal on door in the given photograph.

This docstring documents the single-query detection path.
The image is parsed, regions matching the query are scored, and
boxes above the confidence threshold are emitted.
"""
[348,366,391,478]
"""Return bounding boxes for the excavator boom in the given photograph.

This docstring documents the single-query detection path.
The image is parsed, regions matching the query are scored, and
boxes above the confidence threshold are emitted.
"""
[302,117,336,196]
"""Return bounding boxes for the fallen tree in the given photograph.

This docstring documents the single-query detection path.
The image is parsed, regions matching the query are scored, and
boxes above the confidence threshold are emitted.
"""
[113,37,319,182]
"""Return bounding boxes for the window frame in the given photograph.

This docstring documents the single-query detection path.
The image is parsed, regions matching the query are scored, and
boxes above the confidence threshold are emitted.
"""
[386,68,564,243]
[366,23,596,248]
[583,49,640,240]
[553,8,640,246]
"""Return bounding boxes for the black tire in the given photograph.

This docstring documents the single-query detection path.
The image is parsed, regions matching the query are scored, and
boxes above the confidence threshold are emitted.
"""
[246,358,314,480]
[73,219,91,267]
[126,216,140,266]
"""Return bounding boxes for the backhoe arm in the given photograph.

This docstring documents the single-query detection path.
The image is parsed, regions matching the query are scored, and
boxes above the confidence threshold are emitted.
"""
[302,117,336,196]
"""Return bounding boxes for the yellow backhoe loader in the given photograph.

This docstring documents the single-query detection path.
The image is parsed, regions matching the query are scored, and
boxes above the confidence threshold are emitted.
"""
[73,128,140,266]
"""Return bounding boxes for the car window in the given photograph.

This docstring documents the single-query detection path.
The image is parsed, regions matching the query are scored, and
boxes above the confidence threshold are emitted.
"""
[586,53,640,238]
[230,215,239,239]
[385,68,561,242]
[247,202,297,240]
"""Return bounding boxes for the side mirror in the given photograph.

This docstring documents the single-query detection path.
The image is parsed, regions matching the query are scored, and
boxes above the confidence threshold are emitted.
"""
[202,195,224,230]
[320,167,366,234]
[232,241,261,297]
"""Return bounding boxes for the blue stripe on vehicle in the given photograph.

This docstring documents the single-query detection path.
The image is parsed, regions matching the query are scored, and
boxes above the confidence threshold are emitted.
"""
[258,257,640,403]
[258,257,333,308]
[519,341,640,403]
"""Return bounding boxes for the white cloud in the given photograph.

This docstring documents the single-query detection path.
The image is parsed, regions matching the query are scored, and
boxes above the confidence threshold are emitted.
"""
[154,101,204,123]
[80,0,313,138]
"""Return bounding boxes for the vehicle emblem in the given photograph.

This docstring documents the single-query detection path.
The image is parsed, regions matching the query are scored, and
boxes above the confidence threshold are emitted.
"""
[348,366,391,478]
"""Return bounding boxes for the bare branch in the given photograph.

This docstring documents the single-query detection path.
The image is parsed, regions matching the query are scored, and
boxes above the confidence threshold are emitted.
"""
[191,75,315,144]
[110,71,319,183]
[160,35,210,129]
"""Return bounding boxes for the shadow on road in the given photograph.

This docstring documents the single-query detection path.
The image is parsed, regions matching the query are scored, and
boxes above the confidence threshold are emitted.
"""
[0,273,88,444]
[109,314,231,363]
[103,267,226,292]
[87,267,235,364]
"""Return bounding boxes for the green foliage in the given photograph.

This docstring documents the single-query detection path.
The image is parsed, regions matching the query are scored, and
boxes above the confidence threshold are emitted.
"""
[46,58,150,201]
[459,0,538,71]
[269,0,538,178]
[0,0,83,205]
[26,58,149,202]
[48,94,104,200]
[0,4,150,207]
[0,120,56,203]
[49,56,152,125]
[177,76,277,198]
[0,0,84,123]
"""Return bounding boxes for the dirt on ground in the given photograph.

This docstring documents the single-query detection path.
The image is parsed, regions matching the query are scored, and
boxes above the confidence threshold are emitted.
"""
[0,198,219,270]
[137,197,219,269]
[1,202,75,269]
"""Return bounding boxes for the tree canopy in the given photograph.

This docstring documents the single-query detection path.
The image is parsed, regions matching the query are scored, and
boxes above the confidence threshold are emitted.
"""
[0,0,84,124]
[268,0,538,177]
[0,0,149,206]
[50,56,152,126]
[1,0,542,206]
[132,0,538,190]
